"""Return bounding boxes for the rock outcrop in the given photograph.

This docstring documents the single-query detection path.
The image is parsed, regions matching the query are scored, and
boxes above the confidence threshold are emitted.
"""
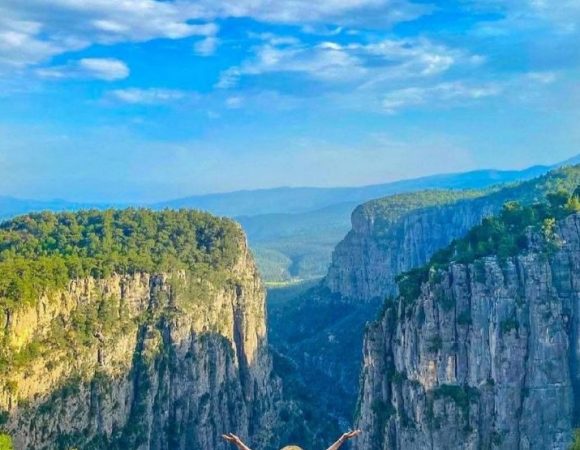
[325,166,580,303]
[324,197,497,302]
[269,166,580,437]
[0,214,281,450]
[355,212,580,450]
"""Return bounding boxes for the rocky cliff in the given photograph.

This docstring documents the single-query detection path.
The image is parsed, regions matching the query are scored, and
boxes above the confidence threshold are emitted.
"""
[324,195,496,302]
[325,165,580,303]
[268,166,580,437]
[355,211,580,450]
[0,210,281,450]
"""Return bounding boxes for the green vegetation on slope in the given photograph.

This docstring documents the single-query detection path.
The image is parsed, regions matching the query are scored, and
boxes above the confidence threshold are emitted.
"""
[235,163,564,282]
[397,188,580,304]
[0,209,243,312]
[266,279,321,303]
[361,165,580,239]
[571,429,580,450]
[0,162,566,284]
[267,282,376,443]
[266,166,580,445]
[0,433,13,450]
[357,189,488,234]
[0,209,263,449]
[240,201,357,282]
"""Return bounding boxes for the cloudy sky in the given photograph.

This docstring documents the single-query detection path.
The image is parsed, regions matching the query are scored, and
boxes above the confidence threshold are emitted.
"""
[0,0,579,202]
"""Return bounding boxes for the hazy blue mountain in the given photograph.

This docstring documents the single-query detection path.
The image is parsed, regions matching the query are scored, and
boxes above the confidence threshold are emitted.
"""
[231,164,558,281]
[155,164,551,217]
[237,201,358,281]
[0,197,111,221]
[560,153,580,166]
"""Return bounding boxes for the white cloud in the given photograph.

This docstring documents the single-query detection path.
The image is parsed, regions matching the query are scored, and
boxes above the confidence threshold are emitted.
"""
[0,0,218,72]
[378,70,562,113]
[467,0,580,34]
[225,96,244,109]
[78,58,129,80]
[0,0,424,74]
[526,71,557,84]
[194,36,220,56]
[198,0,426,27]
[532,0,580,29]
[108,88,187,104]
[217,36,478,89]
[217,89,303,111]
[0,0,576,84]
[216,41,359,87]
[0,17,82,69]
[247,32,301,46]
[37,58,129,81]
[382,81,501,113]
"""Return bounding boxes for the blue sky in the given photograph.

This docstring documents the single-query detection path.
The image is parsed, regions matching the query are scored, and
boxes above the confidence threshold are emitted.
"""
[0,0,578,202]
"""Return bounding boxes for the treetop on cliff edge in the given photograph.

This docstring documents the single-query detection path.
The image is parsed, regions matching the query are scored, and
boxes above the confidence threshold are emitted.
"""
[359,164,580,237]
[0,209,245,310]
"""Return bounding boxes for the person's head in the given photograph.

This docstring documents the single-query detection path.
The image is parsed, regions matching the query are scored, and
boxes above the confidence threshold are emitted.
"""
[281,446,303,450]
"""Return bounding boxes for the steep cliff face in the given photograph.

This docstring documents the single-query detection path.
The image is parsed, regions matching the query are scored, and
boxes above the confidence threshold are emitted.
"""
[0,211,281,450]
[325,166,580,303]
[324,197,497,302]
[268,167,580,437]
[356,212,580,450]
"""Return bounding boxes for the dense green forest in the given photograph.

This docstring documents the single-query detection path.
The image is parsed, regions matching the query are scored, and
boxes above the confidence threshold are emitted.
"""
[0,209,243,311]
[0,163,571,284]
[397,187,580,303]
[241,201,357,282]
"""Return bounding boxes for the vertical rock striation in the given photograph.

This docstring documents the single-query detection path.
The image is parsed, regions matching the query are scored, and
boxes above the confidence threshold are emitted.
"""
[325,166,580,303]
[0,214,281,450]
[270,166,580,438]
[356,212,580,450]
[324,197,497,302]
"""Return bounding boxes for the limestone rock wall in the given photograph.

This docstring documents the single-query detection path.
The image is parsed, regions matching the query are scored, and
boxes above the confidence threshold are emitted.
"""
[0,240,280,450]
[325,197,503,303]
[355,213,580,450]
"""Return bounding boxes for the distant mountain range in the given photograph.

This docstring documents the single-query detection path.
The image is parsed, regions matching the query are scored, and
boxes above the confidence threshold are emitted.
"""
[1,154,578,281]
[0,197,108,221]
[154,164,553,216]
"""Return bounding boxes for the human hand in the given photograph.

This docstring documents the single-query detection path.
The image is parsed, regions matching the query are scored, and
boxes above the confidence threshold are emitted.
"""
[339,429,362,442]
[222,433,243,446]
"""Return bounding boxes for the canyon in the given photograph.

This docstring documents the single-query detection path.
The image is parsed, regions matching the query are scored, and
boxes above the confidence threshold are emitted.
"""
[1,166,580,449]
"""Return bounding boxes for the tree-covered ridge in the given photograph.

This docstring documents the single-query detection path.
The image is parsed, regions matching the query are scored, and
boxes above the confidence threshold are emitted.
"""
[359,164,580,237]
[479,164,580,210]
[355,189,488,231]
[396,188,580,304]
[0,209,244,310]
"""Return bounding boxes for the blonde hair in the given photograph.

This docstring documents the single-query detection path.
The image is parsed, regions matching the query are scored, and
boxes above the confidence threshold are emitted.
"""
[281,447,303,450]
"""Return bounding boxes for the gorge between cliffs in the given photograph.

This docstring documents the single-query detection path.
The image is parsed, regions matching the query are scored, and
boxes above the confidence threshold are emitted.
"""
[1,166,580,450]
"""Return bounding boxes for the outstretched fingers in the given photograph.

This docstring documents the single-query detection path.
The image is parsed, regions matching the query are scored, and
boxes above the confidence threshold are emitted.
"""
[222,433,240,443]
[343,429,362,439]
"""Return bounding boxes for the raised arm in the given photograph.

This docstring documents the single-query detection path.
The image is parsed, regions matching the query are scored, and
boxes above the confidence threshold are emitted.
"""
[222,433,252,450]
[326,430,362,450]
